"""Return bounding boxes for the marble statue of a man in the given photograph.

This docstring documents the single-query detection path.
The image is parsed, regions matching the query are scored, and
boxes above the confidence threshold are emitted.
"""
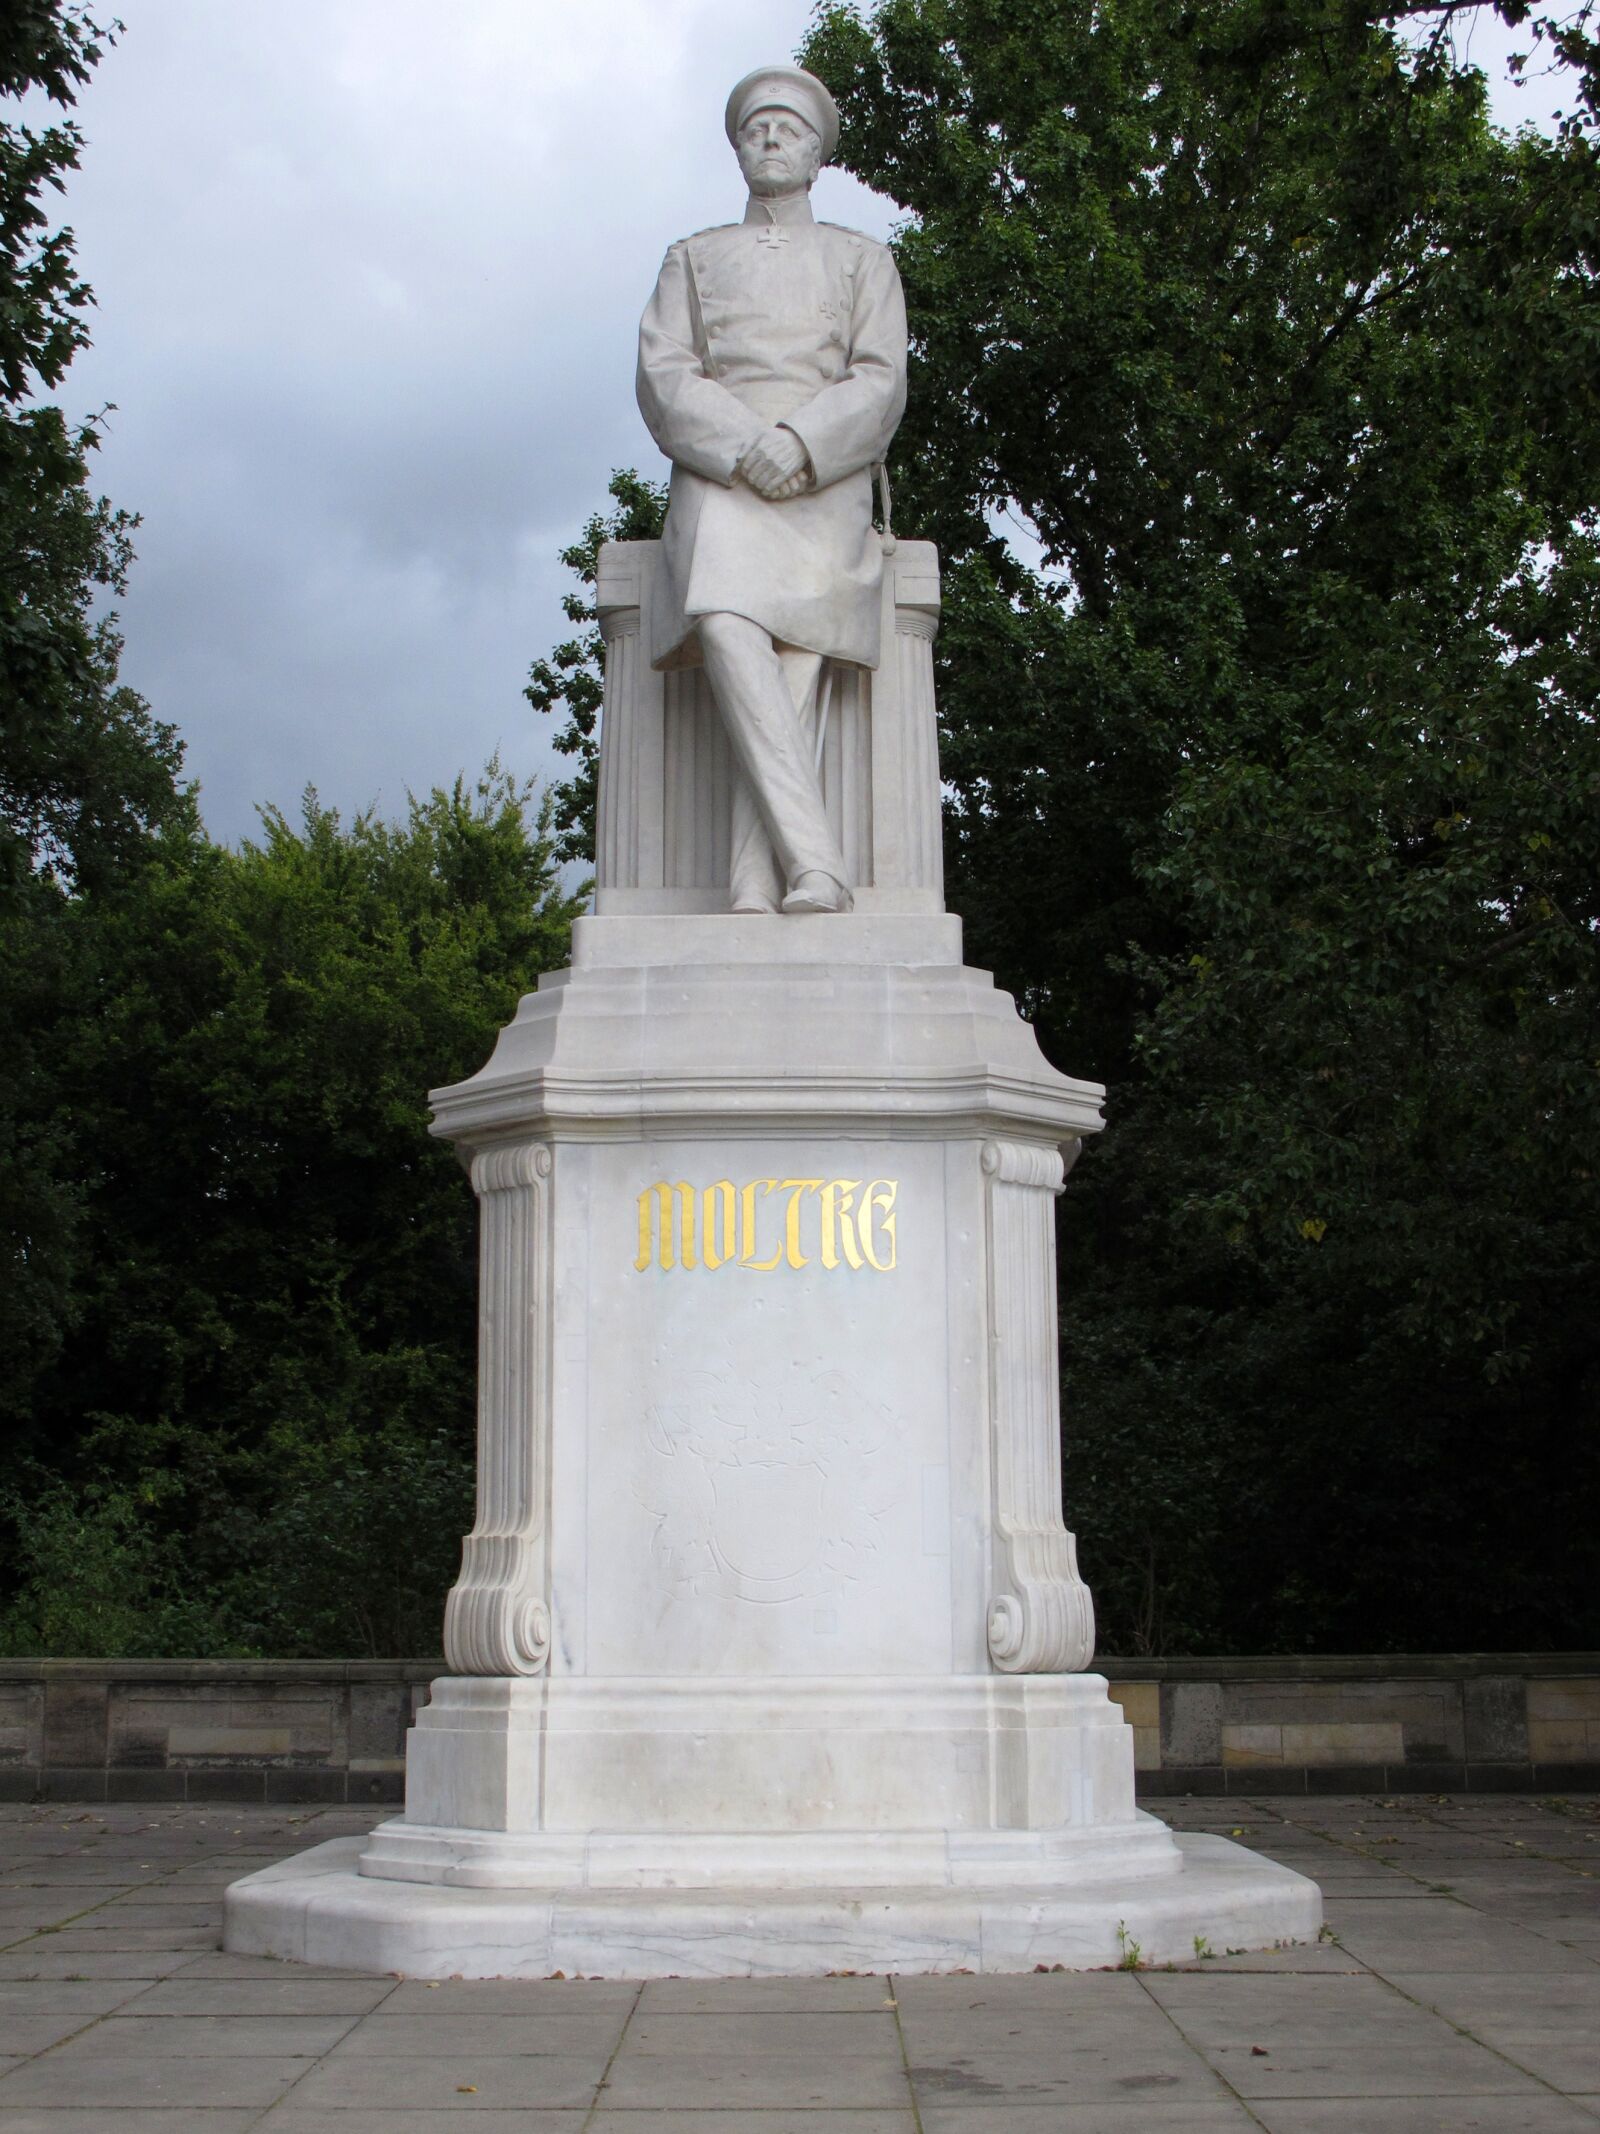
[637,65,908,915]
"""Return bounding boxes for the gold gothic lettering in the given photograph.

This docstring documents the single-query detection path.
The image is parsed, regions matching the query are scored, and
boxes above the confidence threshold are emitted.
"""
[702,1179,737,1270]
[739,1180,784,1271]
[634,1178,899,1274]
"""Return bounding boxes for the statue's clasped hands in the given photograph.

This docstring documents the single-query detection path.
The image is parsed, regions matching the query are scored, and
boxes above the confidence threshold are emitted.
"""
[738,423,813,501]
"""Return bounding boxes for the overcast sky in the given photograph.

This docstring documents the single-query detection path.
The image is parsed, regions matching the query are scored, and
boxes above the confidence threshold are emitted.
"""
[42,2,1564,847]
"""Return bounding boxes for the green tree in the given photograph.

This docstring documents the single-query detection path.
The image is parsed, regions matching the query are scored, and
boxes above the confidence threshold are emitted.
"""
[781,0,1600,1651]
[1,767,585,1656]
[525,468,666,864]
[1,4,195,1453]
[0,1,189,898]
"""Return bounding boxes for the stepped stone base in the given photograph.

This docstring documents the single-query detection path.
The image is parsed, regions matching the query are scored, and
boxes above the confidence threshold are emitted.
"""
[225,1827,1320,1979]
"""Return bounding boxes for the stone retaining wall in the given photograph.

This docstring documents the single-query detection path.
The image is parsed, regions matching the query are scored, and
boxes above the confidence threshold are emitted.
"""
[0,1661,432,1805]
[1,1656,1594,1803]
[1106,1654,1600,1796]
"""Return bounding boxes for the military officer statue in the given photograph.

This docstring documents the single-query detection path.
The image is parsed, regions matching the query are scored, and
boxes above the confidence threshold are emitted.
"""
[637,65,908,916]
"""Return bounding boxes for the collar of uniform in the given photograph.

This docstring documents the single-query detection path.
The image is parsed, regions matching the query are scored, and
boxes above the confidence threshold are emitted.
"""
[742,189,816,227]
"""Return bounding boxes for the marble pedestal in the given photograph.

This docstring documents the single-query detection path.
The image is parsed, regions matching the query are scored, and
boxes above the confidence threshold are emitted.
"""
[225,912,1319,1975]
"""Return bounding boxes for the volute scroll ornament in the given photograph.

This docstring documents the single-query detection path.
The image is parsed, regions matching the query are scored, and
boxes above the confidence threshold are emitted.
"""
[471,1142,553,1195]
[443,1578,551,1677]
[987,1541,1096,1676]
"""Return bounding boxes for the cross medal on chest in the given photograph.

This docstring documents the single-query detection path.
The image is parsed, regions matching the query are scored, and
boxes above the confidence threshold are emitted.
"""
[754,224,789,250]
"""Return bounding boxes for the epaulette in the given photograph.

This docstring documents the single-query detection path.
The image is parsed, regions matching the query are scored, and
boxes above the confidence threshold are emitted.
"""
[818,222,885,250]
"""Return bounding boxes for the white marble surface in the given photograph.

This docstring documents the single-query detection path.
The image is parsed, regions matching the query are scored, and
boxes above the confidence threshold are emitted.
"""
[427,932,1105,1149]
[570,911,963,967]
[225,1830,1322,1978]
[358,1815,1178,1892]
[222,909,1326,1974]
[222,901,1326,1977]
[593,542,946,919]
[637,64,906,914]
[568,1136,972,1682]
[397,1675,1138,1841]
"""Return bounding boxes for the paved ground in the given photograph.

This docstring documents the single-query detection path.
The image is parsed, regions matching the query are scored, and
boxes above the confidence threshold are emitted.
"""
[0,1794,1593,2130]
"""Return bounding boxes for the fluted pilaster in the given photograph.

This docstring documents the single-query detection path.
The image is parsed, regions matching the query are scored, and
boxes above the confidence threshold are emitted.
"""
[894,605,943,896]
[442,1142,554,1674]
[595,607,642,891]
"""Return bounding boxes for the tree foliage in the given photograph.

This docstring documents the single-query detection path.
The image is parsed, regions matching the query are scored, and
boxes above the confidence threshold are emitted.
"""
[0,2,188,903]
[1,3,196,1498]
[524,468,666,864]
[1,769,585,1656]
[787,0,1600,1650]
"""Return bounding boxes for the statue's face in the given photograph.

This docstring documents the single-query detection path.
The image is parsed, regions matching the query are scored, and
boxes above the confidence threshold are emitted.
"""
[737,106,822,196]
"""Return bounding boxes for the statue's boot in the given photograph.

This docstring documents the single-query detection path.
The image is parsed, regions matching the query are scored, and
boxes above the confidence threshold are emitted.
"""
[782,869,853,915]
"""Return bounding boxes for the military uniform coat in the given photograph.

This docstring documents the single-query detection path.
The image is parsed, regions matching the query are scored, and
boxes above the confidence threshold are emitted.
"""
[637,193,908,672]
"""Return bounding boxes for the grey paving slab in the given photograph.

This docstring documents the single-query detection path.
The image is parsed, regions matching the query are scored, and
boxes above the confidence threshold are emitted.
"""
[1342,1832,1530,1853]
[67,2011,359,2055]
[102,1880,234,1903]
[67,1900,222,1929]
[898,2007,1178,2058]
[0,1863,157,1883]
[1249,2100,1600,2133]
[0,1911,114,1937]
[0,1946,201,1978]
[1159,1806,1287,1826]
[1230,1856,1363,1878]
[176,1949,390,1979]
[622,2011,904,2057]
[257,2114,586,2133]
[330,2009,630,2057]
[1322,1897,1600,1970]
[0,1980,148,2018]
[890,1971,1150,2011]
[170,1852,336,1874]
[599,2051,913,2109]
[128,1972,399,2014]
[1489,1890,1600,1922]
[1467,2029,1600,2090]
[636,1975,897,2012]
[0,2113,261,2132]
[918,2107,1260,2134]
[588,2116,916,2134]
[1274,1874,1434,1898]
[903,2036,1231,2106]
[385,1978,639,2015]
[0,2049,305,2107]
[284,2051,609,2110]
[1253,1842,1407,1864]
[1197,2034,1553,2097]
[12,1925,218,1950]
[1162,1943,1372,1972]
[1432,1863,1600,1894]
[1140,1971,1451,2046]
[1389,1969,1600,2020]
[0,2015,120,2057]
